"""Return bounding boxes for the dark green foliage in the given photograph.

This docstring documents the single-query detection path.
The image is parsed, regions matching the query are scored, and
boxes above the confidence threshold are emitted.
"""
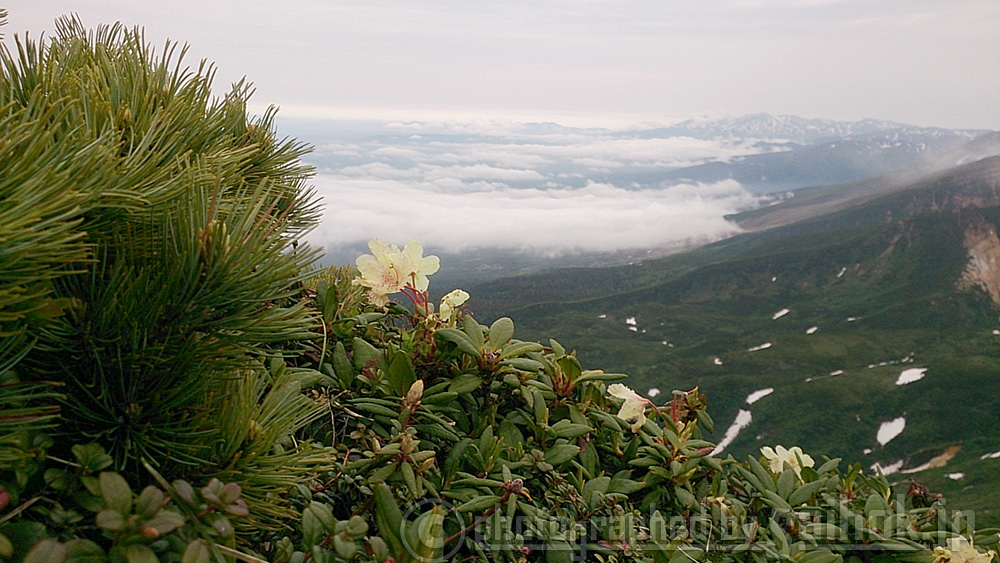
[2,12,998,563]
[0,13,329,538]
[470,194,1000,526]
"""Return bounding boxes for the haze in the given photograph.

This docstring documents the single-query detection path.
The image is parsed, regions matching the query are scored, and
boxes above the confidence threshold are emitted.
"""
[4,1,998,130]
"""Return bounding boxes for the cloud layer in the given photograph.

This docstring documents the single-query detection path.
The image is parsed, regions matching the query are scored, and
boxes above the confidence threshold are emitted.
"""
[302,120,765,253]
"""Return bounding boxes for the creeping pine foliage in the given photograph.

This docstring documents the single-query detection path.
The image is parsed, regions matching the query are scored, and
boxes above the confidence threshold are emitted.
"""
[0,13,998,563]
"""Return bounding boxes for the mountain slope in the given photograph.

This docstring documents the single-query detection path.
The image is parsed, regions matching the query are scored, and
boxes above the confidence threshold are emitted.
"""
[468,160,1000,523]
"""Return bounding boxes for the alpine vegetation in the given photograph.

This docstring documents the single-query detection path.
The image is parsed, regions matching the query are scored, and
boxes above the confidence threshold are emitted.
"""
[1,14,998,563]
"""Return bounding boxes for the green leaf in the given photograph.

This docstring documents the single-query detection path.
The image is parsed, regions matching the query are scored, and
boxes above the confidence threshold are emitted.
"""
[116,544,158,563]
[788,479,825,506]
[387,351,416,396]
[544,444,579,466]
[332,342,355,386]
[864,492,890,517]
[776,467,796,499]
[816,458,842,474]
[448,374,482,395]
[748,455,776,491]
[143,510,185,536]
[422,391,458,405]
[533,389,549,426]
[462,316,485,351]
[96,509,126,532]
[373,483,407,558]
[573,371,629,384]
[799,549,844,563]
[673,486,696,507]
[551,420,592,439]
[409,504,445,563]
[99,472,133,516]
[333,533,358,560]
[180,541,211,563]
[456,495,502,512]
[555,356,582,381]
[303,502,334,548]
[64,539,106,562]
[24,539,66,563]
[545,541,573,563]
[134,486,165,519]
[488,317,515,349]
[608,477,647,495]
[71,444,113,471]
[500,341,544,359]
[443,438,472,481]
[352,337,383,371]
[763,489,792,511]
[583,476,611,506]
[436,328,483,359]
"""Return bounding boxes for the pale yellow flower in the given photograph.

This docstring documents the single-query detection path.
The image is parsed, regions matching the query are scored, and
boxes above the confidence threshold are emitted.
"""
[354,239,407,306]
[353,239,440,306]
[760,445,815,478]
[398,240,440,291]
[439,289,470,320]
[934,536,998,563]
[608,384,652,432]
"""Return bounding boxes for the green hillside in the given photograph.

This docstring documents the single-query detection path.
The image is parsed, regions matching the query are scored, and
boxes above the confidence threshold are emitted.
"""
[469,164,1000,524]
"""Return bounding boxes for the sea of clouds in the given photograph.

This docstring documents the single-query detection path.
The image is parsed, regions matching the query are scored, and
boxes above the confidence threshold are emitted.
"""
[297,119,769,255]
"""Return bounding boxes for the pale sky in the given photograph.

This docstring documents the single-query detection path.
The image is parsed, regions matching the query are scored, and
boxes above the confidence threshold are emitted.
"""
[3,1,999,130]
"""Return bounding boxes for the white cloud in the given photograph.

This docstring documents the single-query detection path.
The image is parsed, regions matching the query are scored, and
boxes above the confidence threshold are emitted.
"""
[307,176,753,253]
[301,120,766,254]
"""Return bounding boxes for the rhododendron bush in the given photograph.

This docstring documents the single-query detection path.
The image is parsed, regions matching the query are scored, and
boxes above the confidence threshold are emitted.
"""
[1,13,998,563]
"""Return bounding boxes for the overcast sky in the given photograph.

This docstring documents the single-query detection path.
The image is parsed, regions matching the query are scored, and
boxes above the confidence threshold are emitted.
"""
[4,0,999,130]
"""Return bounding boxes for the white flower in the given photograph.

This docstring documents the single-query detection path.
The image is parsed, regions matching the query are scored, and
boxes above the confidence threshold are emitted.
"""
[353,239,440,306]
[439,289,470,320]
[607,384,652,432]
[398,240,439,291]
[934,536,998,563]
[353,239,407,306]
[760,445,815,478]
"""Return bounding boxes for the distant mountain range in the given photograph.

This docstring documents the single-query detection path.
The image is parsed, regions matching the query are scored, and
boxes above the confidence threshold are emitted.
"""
[467,150,1000,525]
[612,114,1000,193]
[645,112,990,144]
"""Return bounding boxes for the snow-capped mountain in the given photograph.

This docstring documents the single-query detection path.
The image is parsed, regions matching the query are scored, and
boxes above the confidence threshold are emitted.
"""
[646,112,989,145]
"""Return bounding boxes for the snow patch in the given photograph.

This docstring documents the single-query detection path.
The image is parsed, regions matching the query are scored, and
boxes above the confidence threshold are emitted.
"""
[745,388,774,405]
[993,329,1000,336]
[711,409,752,455]
[714,357,723,365]
[771,276,777,282]
[598,314,607,319]
[863,448,872,455]
[628,326,638,332]
[895,368,927,386]
[772,308,790,320]
[625,317,637,326]
[837,267,847,278]
[947,473,965,480]
[829,370,844,376]
[980,450,1000,460]
[871,460,904,475]
[877,417,906,445]
[748,342,772,352]
[806,326,818,334]
[846,316,859,322]
[647,388,660,398]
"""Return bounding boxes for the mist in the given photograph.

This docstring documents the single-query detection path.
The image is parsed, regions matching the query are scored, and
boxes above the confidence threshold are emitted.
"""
[298,119,768,255]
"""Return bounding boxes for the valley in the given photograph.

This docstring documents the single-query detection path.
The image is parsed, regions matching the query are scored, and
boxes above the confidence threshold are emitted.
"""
[467,152,1000,525]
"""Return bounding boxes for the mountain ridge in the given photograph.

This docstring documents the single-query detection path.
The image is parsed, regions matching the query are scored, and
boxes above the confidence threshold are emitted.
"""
[466,155,1000,523]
